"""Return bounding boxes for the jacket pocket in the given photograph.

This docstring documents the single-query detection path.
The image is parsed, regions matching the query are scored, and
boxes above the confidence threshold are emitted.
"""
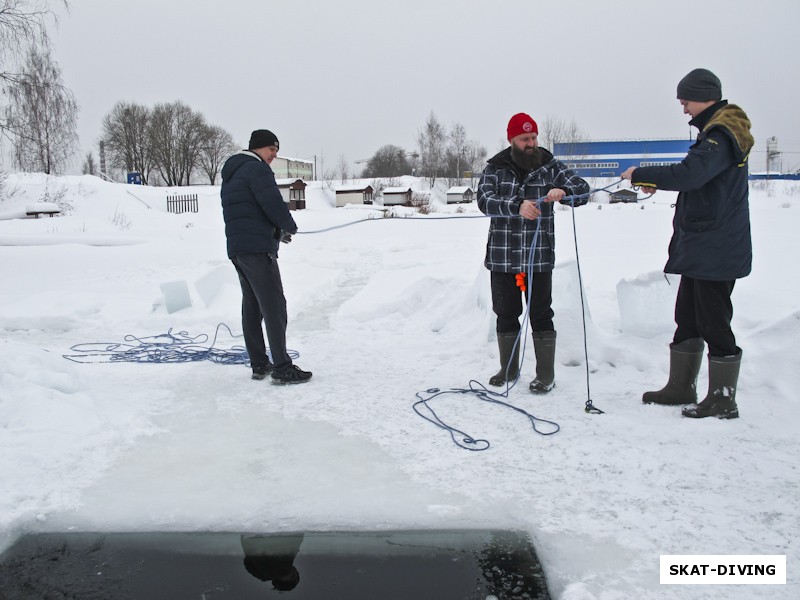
[681,189,720,232]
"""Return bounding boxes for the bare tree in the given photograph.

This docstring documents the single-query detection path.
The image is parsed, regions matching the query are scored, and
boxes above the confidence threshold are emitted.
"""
[81,150,96,175]
[101,101,153,183]
[464,140,487,188]
[444,122,470,186]
[336,154,350,184]
[360,144,412,178]
[5,44,78,174]
[416,111,446,187]
[148,100,207,186]
[197,123,235,184]
[1,1,67,135]
[539,114,587,157]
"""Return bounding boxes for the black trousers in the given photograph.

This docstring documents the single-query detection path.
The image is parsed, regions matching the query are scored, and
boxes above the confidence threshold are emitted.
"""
[231,253,292,369]
[673,275,738,357]
[491,270,554,334]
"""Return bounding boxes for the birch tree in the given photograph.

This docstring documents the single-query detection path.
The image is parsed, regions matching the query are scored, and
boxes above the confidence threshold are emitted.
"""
[417,111,446,187]
[5,44,78,173]
[1,0,67,136]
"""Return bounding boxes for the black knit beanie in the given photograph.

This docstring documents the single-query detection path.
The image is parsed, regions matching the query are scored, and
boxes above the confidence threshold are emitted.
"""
[676,68,722,102]
[248,129,280,150]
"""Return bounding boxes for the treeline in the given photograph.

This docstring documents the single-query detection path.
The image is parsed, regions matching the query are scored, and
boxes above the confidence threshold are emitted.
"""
[361,112,487,187]
[98,100,236,185]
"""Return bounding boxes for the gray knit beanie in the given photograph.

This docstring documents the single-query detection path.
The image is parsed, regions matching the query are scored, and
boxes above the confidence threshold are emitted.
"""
[676,68,722,102]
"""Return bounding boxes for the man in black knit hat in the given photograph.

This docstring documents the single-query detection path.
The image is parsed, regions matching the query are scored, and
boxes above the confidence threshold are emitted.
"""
[221,129,312,384]
[622,68,754,419]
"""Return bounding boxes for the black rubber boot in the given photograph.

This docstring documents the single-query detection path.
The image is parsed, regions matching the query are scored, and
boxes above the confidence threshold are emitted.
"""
[642,338,704,405]
[682,350,741,419]
[529,331,556,394]
[489,332,520,387]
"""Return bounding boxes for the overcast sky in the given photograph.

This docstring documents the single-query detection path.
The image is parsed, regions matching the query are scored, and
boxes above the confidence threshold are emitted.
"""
[44,0,800,174]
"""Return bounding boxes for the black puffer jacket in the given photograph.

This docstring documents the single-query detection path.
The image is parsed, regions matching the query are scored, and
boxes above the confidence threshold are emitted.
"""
[632,101,754,281]
[220,151,298,259]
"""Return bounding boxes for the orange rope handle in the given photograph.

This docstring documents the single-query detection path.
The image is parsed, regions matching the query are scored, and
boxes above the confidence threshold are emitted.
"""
[515,272,526,293]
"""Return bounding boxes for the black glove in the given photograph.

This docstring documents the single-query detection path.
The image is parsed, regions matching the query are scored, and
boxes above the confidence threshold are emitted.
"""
[274,229,293,243]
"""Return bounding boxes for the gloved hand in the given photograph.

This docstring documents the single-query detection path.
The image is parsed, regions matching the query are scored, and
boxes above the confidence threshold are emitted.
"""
[274,229,293,243]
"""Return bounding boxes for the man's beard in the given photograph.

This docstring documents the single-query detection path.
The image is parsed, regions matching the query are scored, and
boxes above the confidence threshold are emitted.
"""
[511,145,542,171]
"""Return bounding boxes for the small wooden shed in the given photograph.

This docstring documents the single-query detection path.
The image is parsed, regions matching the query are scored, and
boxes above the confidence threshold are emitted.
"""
[446,186,474,204]
[382,186,413,206]
[609,189,639,204]
[334,184,374,207]
[275,178,307,210]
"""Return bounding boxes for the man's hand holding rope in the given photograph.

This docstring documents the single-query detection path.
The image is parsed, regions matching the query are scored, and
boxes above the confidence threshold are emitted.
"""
[519,188,566,220]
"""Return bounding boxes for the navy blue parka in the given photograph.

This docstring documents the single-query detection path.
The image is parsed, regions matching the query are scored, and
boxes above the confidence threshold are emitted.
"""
[220,151,298,259]
[632,101,754,281]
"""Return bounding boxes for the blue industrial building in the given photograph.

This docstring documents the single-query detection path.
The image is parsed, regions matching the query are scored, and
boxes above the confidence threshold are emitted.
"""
[553,139,693,178]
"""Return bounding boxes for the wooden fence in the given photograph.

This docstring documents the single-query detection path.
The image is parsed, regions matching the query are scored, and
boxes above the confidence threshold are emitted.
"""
[166,193,199,214]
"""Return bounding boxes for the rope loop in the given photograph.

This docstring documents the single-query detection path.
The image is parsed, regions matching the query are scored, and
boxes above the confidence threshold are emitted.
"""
[63,323,298,365]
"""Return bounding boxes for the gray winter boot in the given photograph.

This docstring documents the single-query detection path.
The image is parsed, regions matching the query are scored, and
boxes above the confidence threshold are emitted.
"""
[529,331,556,393]
[489,332,520,386]
[682,350,741,419]
[642,338,704,405]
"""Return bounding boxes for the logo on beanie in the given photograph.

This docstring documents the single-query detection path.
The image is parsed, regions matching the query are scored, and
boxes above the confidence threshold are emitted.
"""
[507,112,538,141]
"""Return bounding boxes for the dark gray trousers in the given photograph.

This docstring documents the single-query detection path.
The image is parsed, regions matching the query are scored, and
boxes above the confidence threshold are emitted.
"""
[673,275,737,357]
[491,270,554,334]
[231,253,292,370]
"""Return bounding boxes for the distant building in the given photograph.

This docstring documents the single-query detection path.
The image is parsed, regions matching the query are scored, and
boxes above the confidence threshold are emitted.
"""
[334,184,374,207]
[275,178,307,210]
[749,172,800,181]
[609,189,639,204]
[382,186,413,206]
[446,186,474,203]
[271,156,314,180]
[554,139,692,178]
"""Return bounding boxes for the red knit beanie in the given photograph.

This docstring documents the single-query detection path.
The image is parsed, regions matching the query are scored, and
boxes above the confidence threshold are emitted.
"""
[506,113,538,141]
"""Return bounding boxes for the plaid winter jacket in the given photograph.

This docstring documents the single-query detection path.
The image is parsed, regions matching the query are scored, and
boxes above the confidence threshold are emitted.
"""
[477,147,590,273]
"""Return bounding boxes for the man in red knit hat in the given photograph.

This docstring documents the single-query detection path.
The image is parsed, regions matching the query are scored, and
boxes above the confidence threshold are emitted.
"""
[478,113,590,393]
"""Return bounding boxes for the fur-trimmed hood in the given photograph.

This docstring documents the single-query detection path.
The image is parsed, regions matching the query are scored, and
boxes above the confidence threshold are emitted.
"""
[704,104,754,163]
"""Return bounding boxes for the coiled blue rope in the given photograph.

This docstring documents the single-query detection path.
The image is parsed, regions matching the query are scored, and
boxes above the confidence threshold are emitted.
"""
[413,196,556,450]
[62,322,298,365]
[410,181,620,450]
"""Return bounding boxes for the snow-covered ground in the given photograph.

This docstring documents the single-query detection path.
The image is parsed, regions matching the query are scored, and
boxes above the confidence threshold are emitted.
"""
[0,173,797,599]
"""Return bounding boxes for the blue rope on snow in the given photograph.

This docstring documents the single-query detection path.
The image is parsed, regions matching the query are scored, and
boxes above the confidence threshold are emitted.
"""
[62,322,298,365]
[412,181,620,450]
[413,199,557,450]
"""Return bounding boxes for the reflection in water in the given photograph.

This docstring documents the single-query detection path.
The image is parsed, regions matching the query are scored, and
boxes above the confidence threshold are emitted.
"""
[0,530,550,598]
[241,533,304,592]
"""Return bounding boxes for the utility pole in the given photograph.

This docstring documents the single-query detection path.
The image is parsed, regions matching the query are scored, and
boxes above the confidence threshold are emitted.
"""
[99,140,107,179]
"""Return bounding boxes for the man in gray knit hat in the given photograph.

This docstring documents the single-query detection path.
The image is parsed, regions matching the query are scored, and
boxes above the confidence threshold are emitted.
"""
[621,68,754,420]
